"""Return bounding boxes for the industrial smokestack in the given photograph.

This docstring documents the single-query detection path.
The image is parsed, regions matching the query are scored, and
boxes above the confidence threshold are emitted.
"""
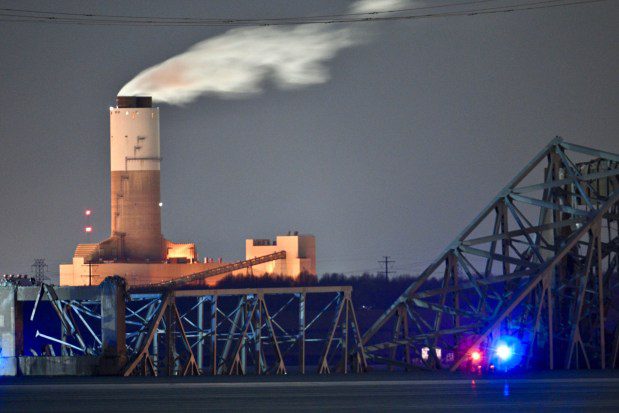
[110,96,163,260]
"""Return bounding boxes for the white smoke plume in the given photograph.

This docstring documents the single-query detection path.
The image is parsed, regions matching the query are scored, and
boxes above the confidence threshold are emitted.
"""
[118,1,411,104]
[349,0,411,14]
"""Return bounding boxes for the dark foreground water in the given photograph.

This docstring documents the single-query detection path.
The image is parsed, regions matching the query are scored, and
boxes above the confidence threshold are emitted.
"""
[1,370,618,412]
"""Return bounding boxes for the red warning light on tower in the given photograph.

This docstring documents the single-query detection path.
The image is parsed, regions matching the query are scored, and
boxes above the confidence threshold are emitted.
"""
[85,209,92,216]
[85,226,93,233]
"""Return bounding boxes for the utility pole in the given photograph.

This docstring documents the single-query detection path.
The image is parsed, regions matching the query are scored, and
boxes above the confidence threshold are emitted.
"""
[378,256,395,281]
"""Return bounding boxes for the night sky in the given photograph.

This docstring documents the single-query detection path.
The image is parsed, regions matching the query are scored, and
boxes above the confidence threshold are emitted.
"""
[1,1,617,281]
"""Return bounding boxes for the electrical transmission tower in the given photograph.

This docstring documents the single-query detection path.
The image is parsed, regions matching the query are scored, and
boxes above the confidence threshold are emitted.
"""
[31,258,48,285]
[378,256,395,280]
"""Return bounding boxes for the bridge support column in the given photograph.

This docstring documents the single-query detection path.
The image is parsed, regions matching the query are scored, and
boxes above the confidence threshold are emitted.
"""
[99,276,127,375]
[0,286,22,376]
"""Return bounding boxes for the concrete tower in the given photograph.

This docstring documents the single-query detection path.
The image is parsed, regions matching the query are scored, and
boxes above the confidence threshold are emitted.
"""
[109,96,163,261]
[59,96,314,287]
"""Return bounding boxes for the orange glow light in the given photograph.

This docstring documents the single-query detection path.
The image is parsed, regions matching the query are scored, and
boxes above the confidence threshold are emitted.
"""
[471,351,481,361]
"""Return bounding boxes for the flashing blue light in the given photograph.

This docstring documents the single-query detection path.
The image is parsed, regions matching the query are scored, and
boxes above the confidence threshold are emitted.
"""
[491,336,523,371]
[496,344,513,361]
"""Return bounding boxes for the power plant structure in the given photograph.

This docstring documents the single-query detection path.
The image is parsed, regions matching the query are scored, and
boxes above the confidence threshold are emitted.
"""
[0,95,617,378]
[59,96,316,287]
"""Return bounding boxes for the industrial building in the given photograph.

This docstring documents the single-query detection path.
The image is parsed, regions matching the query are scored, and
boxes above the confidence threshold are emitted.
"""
[59,97,316,286]
[246,234,316,276]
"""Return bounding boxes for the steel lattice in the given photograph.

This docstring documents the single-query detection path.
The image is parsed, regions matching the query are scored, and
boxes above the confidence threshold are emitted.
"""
[361,137,619,371]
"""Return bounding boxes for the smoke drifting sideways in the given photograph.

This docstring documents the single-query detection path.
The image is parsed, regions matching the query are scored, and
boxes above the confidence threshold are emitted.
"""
[350,0,410,14]
[118,0,411,105]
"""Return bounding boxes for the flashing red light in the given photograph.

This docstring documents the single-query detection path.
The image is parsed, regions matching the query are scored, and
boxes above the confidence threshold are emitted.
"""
[85,226,93,233]
[85,209,92,216]
[471,351,482,361]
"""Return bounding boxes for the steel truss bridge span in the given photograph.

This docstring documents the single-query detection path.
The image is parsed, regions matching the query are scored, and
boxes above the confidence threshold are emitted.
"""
[360,137,619,371]
[124,286,367,376]
[14,282,367,376]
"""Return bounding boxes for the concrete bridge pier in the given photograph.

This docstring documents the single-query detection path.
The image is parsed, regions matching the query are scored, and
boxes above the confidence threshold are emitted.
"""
[99,276,127,375]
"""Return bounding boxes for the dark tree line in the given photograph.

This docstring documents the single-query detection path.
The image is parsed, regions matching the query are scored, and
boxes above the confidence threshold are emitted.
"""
[214,272,442,311]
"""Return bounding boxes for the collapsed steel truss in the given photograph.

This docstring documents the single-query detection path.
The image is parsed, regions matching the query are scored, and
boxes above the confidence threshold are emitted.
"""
[361,138,619,370]
[21,284,367,376]
[29,284,102,356]
[123,286,367,376]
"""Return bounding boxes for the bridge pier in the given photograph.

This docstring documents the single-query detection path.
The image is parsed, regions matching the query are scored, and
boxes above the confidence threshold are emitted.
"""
[0,286,22,376]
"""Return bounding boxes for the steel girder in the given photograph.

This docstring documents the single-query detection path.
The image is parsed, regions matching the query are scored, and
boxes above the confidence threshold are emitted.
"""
[18,283,367,376]
[27,284,103,356]
[124,286,367,376]
[123,292,200,376]
[361,137,619,371]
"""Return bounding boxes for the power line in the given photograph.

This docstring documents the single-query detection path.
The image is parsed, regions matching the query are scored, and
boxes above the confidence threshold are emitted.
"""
[0,1,500,21]
[0,0,610,27]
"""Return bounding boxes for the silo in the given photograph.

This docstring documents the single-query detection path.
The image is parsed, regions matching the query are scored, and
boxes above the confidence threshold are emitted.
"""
[109,96,163,260]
